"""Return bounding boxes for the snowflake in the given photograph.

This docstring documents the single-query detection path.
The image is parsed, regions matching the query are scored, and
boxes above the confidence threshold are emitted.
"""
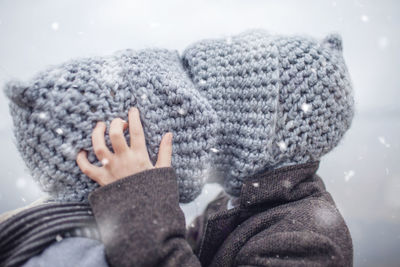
[344,170,355,182]
[56,128,63,135]
[51,22,59,31]
[210,147,220,153]
[277,141,287,152]
[301,103,312,113]
[178,107,187,116]
[101,158,109,166]
[360,15,369,23]
[38,112,48,121]
[282,180,291,188]
[378,136,391,148]
[55,234,63,242]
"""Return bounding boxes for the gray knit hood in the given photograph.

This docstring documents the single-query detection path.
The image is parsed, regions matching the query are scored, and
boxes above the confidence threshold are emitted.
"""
[4,49,219,203]
[4,29,354,202]
[181,29,354,196]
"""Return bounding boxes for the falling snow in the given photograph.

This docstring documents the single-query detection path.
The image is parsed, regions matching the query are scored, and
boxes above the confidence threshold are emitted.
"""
[39,112,48,120]
[360,15,369,23]
[51,22,59,31]
[101,158,109,166]
[56,128,63,135]
[226,36,232,45]
[378,136,391,148]
[277,141,287,152]
[199,79,207,85]
[282,180,291,188]
[55,234,63,242]
[141,94,148,100]
[301,103,312,113]
[252,182,259,188]
[210,147,220,153]
[344,170,355,182]
[178,107,187,115]
[285,120,295,130]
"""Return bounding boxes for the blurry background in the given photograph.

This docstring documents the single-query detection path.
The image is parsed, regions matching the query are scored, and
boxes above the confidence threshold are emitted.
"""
[0,0,399,266]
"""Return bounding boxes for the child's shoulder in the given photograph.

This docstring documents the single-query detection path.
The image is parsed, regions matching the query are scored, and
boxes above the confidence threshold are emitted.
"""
[0,197,49,224]
[0,199,99,266]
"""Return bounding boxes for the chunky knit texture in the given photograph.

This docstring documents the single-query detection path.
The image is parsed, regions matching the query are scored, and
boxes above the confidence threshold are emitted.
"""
[4,29,354,201]
[182,29,354,196]
[4,49,219,203]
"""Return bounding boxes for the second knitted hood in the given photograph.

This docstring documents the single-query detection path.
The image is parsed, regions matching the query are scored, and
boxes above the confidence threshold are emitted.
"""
[182,29,354,196]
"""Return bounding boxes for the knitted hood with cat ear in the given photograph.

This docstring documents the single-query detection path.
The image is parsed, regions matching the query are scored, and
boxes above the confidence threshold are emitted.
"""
[182,29,355,196]
[4,48,219,203]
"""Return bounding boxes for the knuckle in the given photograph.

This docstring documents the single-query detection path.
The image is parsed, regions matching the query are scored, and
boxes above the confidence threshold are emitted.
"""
[94,147,105,156]
[81,167,91,175]
[109,130,121,139]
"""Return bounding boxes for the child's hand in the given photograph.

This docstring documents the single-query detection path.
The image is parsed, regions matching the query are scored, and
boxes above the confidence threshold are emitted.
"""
[76,107,173,186]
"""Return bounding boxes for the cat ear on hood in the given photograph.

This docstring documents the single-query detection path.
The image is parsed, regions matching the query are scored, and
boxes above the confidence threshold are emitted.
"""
[3,80,36,108]
[322,33,343,52]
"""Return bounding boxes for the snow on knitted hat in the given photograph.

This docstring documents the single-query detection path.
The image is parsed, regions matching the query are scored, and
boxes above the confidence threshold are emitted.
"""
[182,29,355,196]
[4,49,219,203]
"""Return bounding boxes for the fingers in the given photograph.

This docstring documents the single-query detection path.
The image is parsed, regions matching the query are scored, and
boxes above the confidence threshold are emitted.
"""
[155,132,173,168]
[129,107,147,152]
[92,122,113,161]
[110,118,129,154]
[76,151,104,184]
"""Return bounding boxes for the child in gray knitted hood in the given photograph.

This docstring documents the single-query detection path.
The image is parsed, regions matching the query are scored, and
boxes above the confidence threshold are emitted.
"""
[0,29,353,267]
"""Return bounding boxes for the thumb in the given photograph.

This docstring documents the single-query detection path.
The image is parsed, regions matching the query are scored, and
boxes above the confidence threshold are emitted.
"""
[155,132,173,168]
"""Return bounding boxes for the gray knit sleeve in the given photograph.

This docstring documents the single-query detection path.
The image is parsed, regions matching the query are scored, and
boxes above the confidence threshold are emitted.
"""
[23,237,108,267]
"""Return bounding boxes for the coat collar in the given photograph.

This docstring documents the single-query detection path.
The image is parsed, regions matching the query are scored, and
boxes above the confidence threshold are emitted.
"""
[198,161,323,266]
[238,160,322,210]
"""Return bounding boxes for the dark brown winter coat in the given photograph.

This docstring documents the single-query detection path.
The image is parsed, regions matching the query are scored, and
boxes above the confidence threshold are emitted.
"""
[89,160,353,266]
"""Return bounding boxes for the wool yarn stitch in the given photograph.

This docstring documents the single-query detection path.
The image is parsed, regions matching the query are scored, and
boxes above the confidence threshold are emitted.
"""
[4,49,219,203]
[4,29,355,202]
[182,29,354,196]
